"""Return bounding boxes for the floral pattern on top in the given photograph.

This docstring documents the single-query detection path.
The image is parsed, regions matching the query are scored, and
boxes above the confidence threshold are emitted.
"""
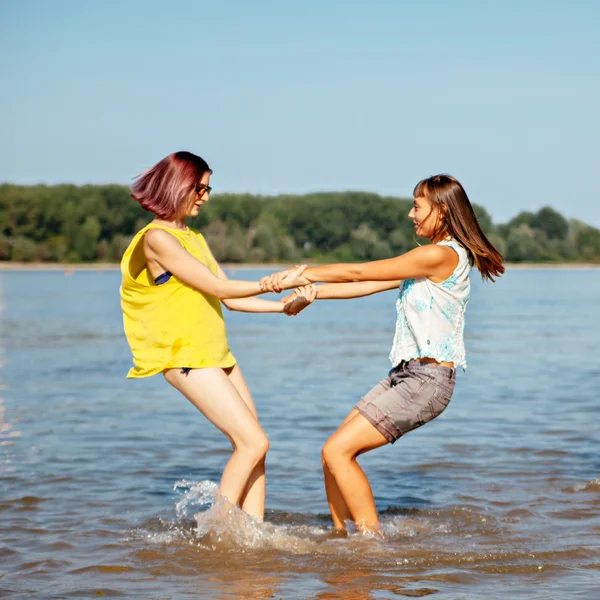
[389,239,471,369]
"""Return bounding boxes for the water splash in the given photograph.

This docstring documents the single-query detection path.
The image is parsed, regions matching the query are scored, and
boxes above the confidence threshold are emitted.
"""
[133,480,507,556]
[169,479,321,552]
[151,479,394,554]
[173,479,218,518]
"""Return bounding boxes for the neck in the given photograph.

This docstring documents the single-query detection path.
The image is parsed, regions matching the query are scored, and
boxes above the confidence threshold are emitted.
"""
[153,217,188,231]
[431,230,450,244]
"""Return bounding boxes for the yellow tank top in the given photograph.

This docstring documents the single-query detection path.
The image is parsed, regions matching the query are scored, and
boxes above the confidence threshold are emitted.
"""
[120,223,236,378]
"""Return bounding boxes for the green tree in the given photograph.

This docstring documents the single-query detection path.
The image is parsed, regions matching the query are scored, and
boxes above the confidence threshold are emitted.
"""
[11,237,38,262]
[250,213,298,262]
[506,224,545,261]
[371,239,393,260]
[0,183,599,265]
[252,222,280,261]
[203,220,229,262]
[389,228,409,254]
[0,235,9,260]
[531,206,569,240]
[487,233,507,258]
[499,211,535,239]
[95,239,111,262]
[110,235,133,261]
[47,236,69,262]
[571,220,600,260]
[473,204,494,235]
[74,216,102,261]
[225,223,249,263]
[350,224,379,259]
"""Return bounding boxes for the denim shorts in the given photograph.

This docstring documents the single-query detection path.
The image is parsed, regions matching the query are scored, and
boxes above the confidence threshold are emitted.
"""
[355,360,456,444]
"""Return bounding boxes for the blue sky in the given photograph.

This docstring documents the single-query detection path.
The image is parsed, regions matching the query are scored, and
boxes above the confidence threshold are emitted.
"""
[1,0,599,225]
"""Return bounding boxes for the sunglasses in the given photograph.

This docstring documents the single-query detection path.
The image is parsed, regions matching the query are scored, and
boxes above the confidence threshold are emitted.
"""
[195,184,212,196]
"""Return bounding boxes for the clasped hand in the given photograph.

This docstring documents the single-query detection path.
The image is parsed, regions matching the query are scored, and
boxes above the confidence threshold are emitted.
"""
[259,265,310,294]
[258,265,315,316]
[281,284,317,316]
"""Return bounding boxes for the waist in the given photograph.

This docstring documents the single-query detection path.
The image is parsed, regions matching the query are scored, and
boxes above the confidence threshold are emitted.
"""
[395,358,456,381]
[400,357,454,369]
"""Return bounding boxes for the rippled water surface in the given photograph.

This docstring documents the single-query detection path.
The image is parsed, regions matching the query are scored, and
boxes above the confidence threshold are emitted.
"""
[1,268,599,599]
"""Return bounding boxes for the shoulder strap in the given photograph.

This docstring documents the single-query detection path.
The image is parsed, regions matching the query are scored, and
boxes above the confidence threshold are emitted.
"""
[439,239,468,267]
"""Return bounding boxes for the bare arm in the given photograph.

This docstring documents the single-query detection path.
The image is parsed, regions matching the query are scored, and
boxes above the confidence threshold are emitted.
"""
[302,245,456,284]
[205,246,315,315]
[223,297,286,313]
[216,264,285,313]
[315,279,402,299]
[223,284,316,315]
[144,228,271,299]
[260,246,457,292]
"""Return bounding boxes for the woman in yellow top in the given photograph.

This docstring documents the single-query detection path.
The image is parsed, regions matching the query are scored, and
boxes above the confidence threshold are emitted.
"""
[120,151,314,522]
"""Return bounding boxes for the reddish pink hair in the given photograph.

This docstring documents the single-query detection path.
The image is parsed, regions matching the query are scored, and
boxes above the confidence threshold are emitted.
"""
[131,151,212,219]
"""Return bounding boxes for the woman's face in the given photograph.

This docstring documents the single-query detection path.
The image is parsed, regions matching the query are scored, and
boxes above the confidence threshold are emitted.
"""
[187,171,211,217]
[408,195,443,239]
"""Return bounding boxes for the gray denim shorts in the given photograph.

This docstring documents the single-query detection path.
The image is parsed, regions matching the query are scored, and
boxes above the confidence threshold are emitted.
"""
[356,360,456,444]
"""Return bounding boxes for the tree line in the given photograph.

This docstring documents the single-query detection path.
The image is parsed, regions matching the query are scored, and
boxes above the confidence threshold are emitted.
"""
[1,183,599,264]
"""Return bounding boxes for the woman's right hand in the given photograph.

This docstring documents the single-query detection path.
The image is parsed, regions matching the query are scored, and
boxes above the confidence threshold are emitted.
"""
[260,265,309,293]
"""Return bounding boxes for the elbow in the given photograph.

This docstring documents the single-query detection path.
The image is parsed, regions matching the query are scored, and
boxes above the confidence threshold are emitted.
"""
[211,283,229,300]
[221,300,236,311]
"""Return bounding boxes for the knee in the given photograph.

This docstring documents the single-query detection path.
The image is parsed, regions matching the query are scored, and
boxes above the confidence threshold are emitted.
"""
[256,435,270,460]
[240,433,269,465]
[321,439,344,472]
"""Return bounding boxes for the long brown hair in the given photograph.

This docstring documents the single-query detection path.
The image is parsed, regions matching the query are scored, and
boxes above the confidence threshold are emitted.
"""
[413,174,504,281]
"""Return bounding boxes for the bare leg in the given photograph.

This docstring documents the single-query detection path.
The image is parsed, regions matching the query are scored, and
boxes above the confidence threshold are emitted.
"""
[323,409,361,529]
[226,364,266,521]
[164,367,269,511]
[322,413,389,533]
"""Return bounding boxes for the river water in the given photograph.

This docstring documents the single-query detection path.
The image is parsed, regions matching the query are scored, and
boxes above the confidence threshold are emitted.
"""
[0,268,599,599]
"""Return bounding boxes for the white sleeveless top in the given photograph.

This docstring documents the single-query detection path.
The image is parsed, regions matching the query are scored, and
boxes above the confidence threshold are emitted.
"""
[389,239,471,369]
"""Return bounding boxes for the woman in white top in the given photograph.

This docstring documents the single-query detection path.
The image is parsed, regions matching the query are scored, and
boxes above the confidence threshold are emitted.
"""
[263,174,504,534]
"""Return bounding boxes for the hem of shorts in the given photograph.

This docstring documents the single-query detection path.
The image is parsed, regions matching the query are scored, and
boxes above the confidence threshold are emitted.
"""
[355,405,400,444]
[126,356,237,378]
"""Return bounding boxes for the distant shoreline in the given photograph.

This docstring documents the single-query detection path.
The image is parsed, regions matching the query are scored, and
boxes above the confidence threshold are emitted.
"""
[0,261,599,272]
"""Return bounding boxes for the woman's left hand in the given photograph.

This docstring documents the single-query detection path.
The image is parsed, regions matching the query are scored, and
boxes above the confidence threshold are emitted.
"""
[282,284,317,316]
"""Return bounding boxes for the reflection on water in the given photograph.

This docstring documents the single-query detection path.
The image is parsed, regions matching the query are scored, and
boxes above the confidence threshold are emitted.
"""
[0,268,599,599]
